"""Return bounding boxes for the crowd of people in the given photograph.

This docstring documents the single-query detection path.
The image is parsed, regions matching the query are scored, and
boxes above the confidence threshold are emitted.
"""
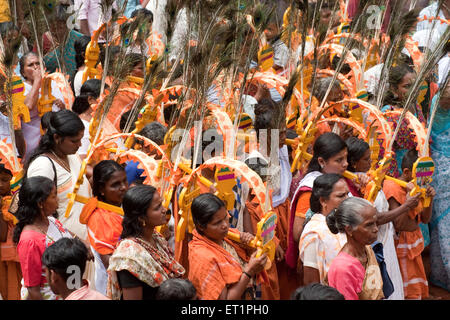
[0,0,449,301]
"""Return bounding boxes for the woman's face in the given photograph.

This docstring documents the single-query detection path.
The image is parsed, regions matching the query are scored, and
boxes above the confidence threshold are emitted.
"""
[22,55,40,81]
[100,170,128,206]
[41,186,58,217]
[394,72,416,101]
[349,206,378,245]
[354,148,371,173]
[321,179,349,215]
[55,130,84,155]
[131,63,144,78]
[320,148,348,175]
[200,206,229,244]
[144,192,167,228]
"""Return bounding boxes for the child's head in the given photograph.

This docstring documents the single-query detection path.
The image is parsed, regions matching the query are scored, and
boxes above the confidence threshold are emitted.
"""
[42,237,88,296]
[137,121,168,148]
[0,164,12,196]
[264,14,282,41]
[401,148,418,181]
[92,160,128,206]
[254,99,285,151]
[155,278,197,300]
[72,79,103,116]
[291,283,345,300]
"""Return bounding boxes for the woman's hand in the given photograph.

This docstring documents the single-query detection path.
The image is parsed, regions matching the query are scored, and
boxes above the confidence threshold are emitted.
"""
[239,231,255,246]
[31,68,42,84]
[244,251,268,277]
[355,172,371,189]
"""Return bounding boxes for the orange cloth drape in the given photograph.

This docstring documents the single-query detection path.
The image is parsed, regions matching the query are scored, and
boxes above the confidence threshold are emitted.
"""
[188,229,243,300]
[383,179,429,299]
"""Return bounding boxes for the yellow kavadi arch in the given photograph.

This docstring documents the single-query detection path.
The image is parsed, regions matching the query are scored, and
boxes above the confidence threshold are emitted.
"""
[64,132,175,218]
[318,99,394,151]
[176,156,277,268]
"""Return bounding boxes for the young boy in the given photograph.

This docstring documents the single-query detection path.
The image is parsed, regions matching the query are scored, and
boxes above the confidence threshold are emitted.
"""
[42,237,109,300]
[383,148,436,299]
[155,278,198,300]
[0,164,21,300]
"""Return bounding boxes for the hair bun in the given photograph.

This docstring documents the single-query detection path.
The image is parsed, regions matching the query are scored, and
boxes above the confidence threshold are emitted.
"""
[326,209,339,234]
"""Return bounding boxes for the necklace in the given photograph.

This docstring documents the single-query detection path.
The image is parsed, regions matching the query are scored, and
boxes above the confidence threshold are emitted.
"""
[50,150,71,173]
[34,218,65,245]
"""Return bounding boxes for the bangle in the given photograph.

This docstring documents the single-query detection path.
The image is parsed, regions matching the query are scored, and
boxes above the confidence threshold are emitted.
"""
[243,271,253,279]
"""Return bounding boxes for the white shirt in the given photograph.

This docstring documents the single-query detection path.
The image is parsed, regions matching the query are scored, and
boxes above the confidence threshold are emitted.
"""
[75,0,117,37]
[438,55,450,86]
[78,119,91,157]
[27,154,92,240]
[145,0,168,45]
[74,69,84,97]
[417,2,449,39]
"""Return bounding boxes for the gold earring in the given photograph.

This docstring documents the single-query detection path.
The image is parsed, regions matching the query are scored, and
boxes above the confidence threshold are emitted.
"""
[142,221,146,227]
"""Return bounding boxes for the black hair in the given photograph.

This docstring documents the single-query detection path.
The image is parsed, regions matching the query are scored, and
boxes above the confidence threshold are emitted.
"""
[345,137,369,172]
[138,122,168,146]
[13,176,55,244]
[72,79,103,115]
[307,132,347,173]
[73,35,91,70]
[191,193,225,233]
[383,63,416,106]
[310,173,344,213]
[71,96,90,115]
[155,278,197,300]
[401,148,418,171]
[26,110,85,172]
[244,156,269,182]
[130,8,154,23]
[253,99,279,136]
[291,283,345,300]
[121,185,157,239]
[286,129,298,155]
[19,52,39,80]
[40,111,54,131]
[92,160,126,202]
[80,78,102,98]
[0,163,12,177]
[42,237,88,282]
[190,128,224,167]
[120,110,138,132]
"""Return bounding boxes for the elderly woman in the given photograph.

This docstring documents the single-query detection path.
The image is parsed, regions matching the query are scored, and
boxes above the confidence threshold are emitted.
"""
[325,197,384,300]
[20,52,65,160]
[107,185,185,300]
[188,193,267,300]
[299,173,349,285]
